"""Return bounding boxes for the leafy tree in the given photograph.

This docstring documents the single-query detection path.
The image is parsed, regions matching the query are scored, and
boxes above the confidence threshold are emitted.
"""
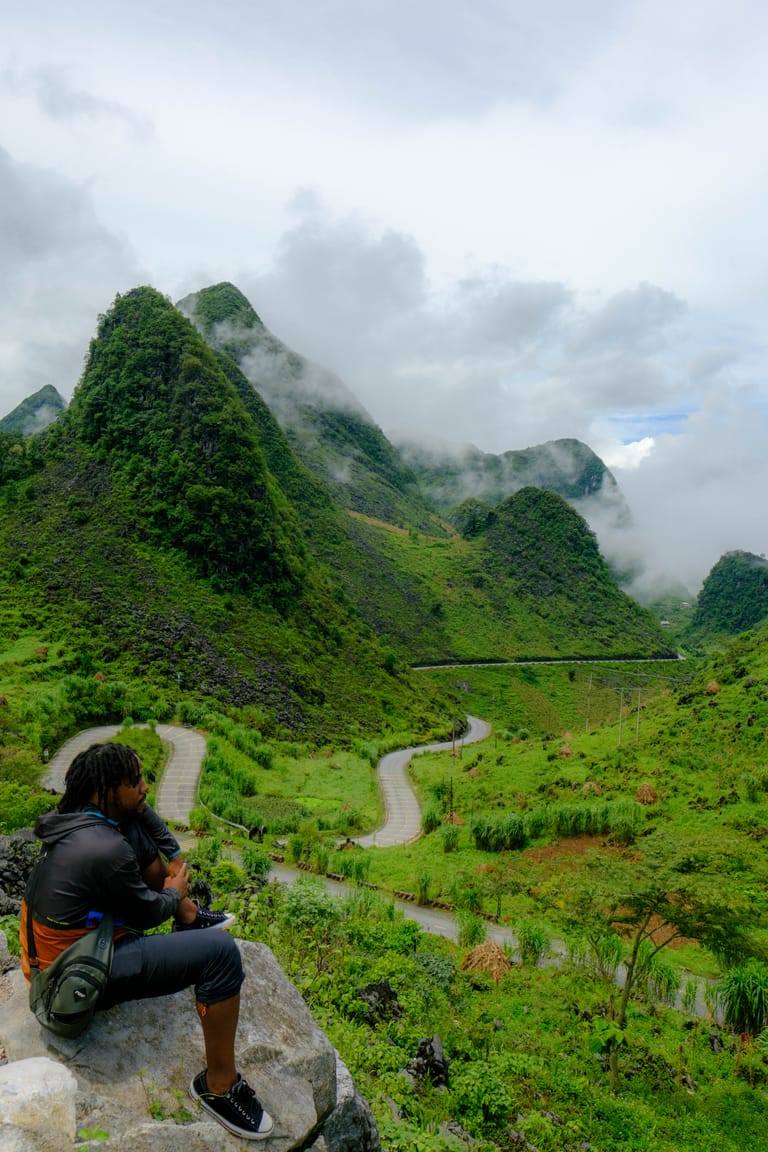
[557,832,768,1091]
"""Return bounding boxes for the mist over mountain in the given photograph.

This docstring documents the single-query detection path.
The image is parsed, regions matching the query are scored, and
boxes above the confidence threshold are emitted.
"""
[0,384,66,435]
[178,282,439,533]
[0,282,675,696]
[396,433,631,546]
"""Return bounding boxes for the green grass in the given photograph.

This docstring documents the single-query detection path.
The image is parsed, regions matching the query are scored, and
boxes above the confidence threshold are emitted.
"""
[220,875,768,1152]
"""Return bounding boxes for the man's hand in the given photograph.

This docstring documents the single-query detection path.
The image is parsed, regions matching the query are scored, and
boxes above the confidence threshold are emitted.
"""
[164,861,190,900]
[167,854,186,878]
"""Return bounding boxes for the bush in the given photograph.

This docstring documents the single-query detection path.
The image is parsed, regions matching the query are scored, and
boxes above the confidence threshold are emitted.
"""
[279,877,343,941]
[189,807,213,834]
[0,783,55,834]
[241,846,272,879]
[0,914,20,957]
[451,1059,513,1135]
[209,861,244,893]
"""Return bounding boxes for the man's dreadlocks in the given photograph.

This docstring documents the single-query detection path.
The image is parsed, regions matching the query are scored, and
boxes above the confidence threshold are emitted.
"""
[59,743,142,814]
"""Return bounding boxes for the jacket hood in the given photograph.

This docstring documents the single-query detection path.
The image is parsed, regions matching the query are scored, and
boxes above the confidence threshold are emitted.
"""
[34,809,114,847]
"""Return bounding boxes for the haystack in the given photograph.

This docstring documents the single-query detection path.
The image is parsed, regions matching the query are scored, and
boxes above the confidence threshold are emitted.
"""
[460,941,511,985]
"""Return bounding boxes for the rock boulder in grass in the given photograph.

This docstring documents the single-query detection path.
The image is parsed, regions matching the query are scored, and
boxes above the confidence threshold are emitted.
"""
[0,937,380,1151]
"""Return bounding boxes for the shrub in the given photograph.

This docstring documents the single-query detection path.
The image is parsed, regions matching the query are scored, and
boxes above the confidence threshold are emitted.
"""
[188,835,223,868]
[0,914,20,957]
[189,807,212,834]
[209,861,244,893]
[279,877,343,941]
[241,846,272,879]
[413,951,456,993]
[0,782,55,834]
[451,1059,513,1134]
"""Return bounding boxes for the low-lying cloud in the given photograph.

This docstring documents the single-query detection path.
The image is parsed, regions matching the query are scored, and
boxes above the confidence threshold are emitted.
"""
[0,145,140,412]
[243,202,766,596]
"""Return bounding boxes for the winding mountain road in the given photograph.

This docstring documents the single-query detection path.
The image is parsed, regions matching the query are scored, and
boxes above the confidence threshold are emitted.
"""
[355,714,491,847]
[43,716,492,847]
[43,724,206,826]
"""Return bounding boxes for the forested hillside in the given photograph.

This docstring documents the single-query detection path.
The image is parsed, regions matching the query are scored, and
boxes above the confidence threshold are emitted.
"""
[0,288,454,745]
[689,550,768,641]
[179,282,440,532]
[0,384,65,435]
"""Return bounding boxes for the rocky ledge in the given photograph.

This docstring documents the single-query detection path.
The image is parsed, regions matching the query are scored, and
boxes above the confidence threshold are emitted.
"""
[0,929,379,1152]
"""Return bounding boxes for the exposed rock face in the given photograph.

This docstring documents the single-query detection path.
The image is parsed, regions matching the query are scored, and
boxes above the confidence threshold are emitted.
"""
[0,934,379,1151]
[0,1057,77,1152]
[0,832,38,916]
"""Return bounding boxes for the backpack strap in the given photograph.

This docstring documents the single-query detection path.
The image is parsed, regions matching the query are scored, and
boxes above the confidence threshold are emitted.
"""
[25,860,44,972]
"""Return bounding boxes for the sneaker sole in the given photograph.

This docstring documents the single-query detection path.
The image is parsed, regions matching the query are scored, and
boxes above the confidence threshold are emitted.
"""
[205,912,237,931]
[189,1079,274,1140]
[174,912,237,932]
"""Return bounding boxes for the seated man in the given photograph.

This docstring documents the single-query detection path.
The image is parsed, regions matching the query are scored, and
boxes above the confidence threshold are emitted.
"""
[21,742,273,1141]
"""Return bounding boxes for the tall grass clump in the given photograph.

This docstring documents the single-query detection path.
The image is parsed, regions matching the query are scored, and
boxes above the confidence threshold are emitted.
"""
[546,800,643,842]
[422,805,442,835]
[457,910,487,949]
[515,919,552,967]
[442,824,460,853]
[717,959,768,1035]
[470,813,527,851]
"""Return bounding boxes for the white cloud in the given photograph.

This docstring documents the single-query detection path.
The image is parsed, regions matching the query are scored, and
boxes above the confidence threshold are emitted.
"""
[599,437,656,470]
[0,147,140,413]
[0,0,767,598]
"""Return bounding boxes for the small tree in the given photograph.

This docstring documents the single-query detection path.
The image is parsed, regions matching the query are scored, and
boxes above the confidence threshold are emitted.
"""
[558,832,767,1091]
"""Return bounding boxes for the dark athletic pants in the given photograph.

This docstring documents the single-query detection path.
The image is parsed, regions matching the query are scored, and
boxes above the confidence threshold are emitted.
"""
[100,929,244,1010]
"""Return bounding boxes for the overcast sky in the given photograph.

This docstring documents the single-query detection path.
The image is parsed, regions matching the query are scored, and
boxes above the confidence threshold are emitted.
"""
[1,0,767,595]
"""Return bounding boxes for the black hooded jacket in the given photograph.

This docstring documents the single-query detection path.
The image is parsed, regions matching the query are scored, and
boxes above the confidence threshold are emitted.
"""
[26,808,180,931]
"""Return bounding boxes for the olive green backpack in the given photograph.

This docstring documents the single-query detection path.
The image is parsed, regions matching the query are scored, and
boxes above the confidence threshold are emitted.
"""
[26,860,114,1038]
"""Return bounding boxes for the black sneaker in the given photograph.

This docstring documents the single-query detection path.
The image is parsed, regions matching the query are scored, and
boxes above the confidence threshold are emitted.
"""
[174,905,237,932]
[190,1071,274,1140]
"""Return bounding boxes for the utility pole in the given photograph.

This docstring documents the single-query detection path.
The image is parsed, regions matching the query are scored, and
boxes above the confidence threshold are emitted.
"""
[617,688,624,747]
[635,686,641,741]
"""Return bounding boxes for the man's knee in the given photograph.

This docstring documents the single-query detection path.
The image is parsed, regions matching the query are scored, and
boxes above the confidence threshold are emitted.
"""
[195,932,244,1005]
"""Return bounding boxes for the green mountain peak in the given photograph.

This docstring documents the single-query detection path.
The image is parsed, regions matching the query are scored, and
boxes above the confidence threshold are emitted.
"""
[63,285,305,603]
[0,384,67,434]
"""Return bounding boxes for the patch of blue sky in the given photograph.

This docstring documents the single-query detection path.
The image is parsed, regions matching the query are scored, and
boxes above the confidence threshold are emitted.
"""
[606,410,692,442]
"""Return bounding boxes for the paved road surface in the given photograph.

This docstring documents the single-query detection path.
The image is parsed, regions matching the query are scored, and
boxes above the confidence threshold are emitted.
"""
[43,724,206,827]
[355,714,491,847]
[43,716,491,845]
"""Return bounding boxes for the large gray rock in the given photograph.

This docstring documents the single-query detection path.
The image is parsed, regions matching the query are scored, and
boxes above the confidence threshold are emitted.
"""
[0,1057,77,1152]
[0,940,379,1150]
